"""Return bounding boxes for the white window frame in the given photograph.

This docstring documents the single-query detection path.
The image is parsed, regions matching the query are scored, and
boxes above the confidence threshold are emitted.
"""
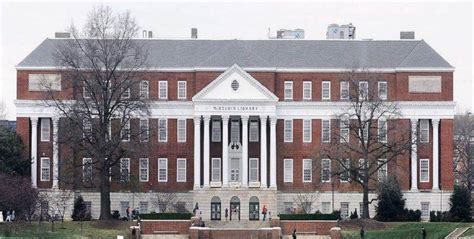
[340,202,349,219]
[340,159,350,183]
[359,81,368,100]
[121,120,130,142]
[83,85,91,99]
[420,119,430,143]
[249,158,259,182]
[303,119,312,143]
[340,81,349,100]
[139,158,149,182]
[378,118,387,143]
[249,120,259,142]
[322,81,331,100]
[378,81,387,100]
[40,157,50,181]
[40,118,51,142]
[120,158,130,182]
[177,119,187,142]
[159,81,168,99]
[211,119,221,142]
[302,159,312,182]
[321,202,331,214]
[83,119,92,139]
[121,83,130,99]
[340,118,349,143]
[140,119,149,142]
[177,158,187,182]
[321,158,331,182]
[284,81,293,100]
[284,119,293,142]
[211,157,221,182]
[322,119,331,143]
[378,159,387,181]
[420,158,430,183]
[158,119,168,142]
[303,81,312,100]
[421,202,430,219]
[158,158,168,182]
[140,80,149,99]
[83,158,93,182]
[177,81,187,100]
[284,159,293,183]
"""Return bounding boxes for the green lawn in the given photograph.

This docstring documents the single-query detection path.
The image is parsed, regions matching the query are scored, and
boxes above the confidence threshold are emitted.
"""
[342,222,473,239]
[0,221,131,239]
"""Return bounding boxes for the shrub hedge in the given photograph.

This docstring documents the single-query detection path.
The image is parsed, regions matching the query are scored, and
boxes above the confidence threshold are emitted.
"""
[278,211,340,220]
[140,212,193,220]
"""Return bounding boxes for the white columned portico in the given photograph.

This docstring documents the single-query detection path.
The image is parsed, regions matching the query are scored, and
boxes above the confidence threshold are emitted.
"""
[260,115,268,188]
[410,118,418,191]
[31,117,38,188]
[203,116,211,188]
[269,116,277,188]
[432,118,440,191]
[52,117,59,189]
[241,115,249,187]
[222,115,229,187]
[194,116,201,189]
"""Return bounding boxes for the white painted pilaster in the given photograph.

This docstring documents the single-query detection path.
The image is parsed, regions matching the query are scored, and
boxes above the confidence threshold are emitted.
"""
[410,118,418,191]
[260,115,268,188]
[241,115,249,188]
[222,115,229,187]
[203,116,210,188]
[432,118,440,191]
[194,116,201,189]
[52,117,59,189]
[31,117,38,188]
[270,116,277,188]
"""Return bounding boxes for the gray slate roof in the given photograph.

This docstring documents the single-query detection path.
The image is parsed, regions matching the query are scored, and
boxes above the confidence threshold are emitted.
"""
[17,38,453,69]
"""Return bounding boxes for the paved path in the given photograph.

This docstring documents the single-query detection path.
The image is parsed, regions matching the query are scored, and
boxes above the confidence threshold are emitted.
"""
[445,227,470,239]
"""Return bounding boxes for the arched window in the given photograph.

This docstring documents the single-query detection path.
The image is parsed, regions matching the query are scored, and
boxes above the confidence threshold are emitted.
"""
[249,196,260,221]
[210,196,221,220]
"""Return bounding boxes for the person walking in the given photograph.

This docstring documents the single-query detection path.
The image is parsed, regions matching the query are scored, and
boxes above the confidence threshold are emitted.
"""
[126,206,131,221]
[268,211,272,222]
[421,227,426,239]
[262,205,267,221]
[292,228,297,239]
[5,210,11,222]
[237,207,240,221]
[11,210,15,221]
[225,208,228,221]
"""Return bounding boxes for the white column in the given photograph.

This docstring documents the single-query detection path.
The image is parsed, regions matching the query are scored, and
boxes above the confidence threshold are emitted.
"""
[222,115,229,187]
[270,116,277,188]
[193,116,201,189]
[31,117,38,188]
[432,118,440,191]
[241,115,249,187]
[410,118,418,191]
[203,116,211,188]
[52,117,59,189]
[260,115,268,188]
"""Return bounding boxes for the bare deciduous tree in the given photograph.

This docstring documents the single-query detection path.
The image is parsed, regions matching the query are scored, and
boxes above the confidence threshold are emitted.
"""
[153,192,178,213]
[49,190,73,228]
[293,192,319,214]
[454,112,474,190]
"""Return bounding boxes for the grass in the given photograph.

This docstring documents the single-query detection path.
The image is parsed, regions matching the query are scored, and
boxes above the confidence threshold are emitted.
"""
[0,221,131,239]
[342,222,474,239]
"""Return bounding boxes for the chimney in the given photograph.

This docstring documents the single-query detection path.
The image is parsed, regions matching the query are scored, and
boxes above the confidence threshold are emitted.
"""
[400,31,415,39]
[148,31,153,38]
[55,32,70,38]
[191,28,198,39]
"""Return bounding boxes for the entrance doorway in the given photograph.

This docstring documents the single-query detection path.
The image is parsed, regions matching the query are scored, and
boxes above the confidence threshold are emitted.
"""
[229,196,240,221]
[249,196,259,220]
[210,196,221,220]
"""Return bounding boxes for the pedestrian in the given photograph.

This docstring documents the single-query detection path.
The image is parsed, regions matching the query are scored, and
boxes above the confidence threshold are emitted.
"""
[11,210,15,221]
[421,227,426,239]
[237,207,240,221]
[230,207,233,221]
[262,205,267,221]
[269,211,272,222]
[225,208,228,221]
[360,226,365,239]
[292,228,297,239]
[5,210,11,222]
[126,206,131,221]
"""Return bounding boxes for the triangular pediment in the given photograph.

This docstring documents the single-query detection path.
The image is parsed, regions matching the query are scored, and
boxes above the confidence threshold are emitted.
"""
[192,64,278,102]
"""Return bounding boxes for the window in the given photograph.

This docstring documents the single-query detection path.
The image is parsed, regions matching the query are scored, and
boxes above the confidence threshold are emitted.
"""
[303,119,312,143]
[120,158,130,183]
[158,158,168,182]
[303,159,312,182]
[340,159,351,182]
[84,201,92,217]
[421,202,430,219]
[359,81,368,100]
[340,81,349,100]
[139,158,149,182]
[322,119,331,143]
[420,119,429,143]
[159,81,168,99]
[140,80,149,99]
[359,159,367,180]
[321,202,331,214]
[340,119,349,143]
[140,119,149,142]
[284,119,293,142]
[177,119,186,142]
[83,158,92,182]
[303,81,312,100]
[378,81,387,100]
[340,202,349,219]
[378,159,387,181]
[121,82,130,99]
[321,159,331,182]
[120,201,130,216]
[28,74,61,91]
[230,120,240,142]
[121,120,130,141]
[284,81,293,100]
[177,81,187,99]
[83,119,92,139]
[361,122,369,143]
[211,158,221,182]
[249,158,259,182]
[139,201,149,214]
[211,120,221,142]
[40,118,51,142]
[177,158,186,182]
[284,202,295,214]
[40,157,50,181]
[249,120,259,142]
[284,159,293,183]
[83,85,91,99]
[322,81,331,100]
[420,159,429,182]
[378,119,387,143]
[158,119,167,142]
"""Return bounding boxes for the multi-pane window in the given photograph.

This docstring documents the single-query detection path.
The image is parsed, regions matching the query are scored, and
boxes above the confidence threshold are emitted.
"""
[140,80,149,99]
[340,119,349,143]
[378,81,387,100]
[321,202,331,214]
[158,158,168,182]
[378,159,387,181]
[378,119,387,143]
[120,158,130,183]
[322,119,331,143]
[121,120,130,141]
[284,81,293,100]
[420,119,429,143]
[420,159,429,182]
[361,122,369,143]
[359,81,369,100]
[303,159,312,182]
[158,119,167,142]
[83,85,91,99]
[322,81,331,100]
[139,158,149,182]
[230,120,240,142]
[421,202,430,219]
[211,158,221,182]
[340,159,351,182]
[139,201,149,214]
[83,119,92,139]
[177,158,186,182]
[284,119,293,142]
[284,159,293,183]
[340,202,349,219]
[212,120,221,142]
[83,158,93,182]
[40,157,50,181]
[249,158,259,182]
[40,118,50,142]
[340,81,349,100]
[303,81,312,100]
[303,119,312,143]
[321,159,331,182]
[177,119,187,142]
[122,82,130,99]
[159,81,168,99]
[177,81,187,99]
[249,120,259,142]
[140,119,149,142]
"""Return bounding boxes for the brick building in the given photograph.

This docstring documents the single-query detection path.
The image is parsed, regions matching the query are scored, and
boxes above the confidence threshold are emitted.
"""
[15,38,455,220]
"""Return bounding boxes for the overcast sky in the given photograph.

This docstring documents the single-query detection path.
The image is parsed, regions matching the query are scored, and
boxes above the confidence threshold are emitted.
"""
[1,1,472,120]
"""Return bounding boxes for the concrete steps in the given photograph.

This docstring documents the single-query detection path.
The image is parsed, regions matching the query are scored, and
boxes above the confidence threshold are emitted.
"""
[206,219,271,229]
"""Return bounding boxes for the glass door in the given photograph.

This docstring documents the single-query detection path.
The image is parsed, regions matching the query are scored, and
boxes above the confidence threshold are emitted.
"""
[211,202,221,220]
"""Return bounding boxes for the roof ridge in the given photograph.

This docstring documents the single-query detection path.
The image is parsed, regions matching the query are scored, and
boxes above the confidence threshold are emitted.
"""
[396,40,422,68]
